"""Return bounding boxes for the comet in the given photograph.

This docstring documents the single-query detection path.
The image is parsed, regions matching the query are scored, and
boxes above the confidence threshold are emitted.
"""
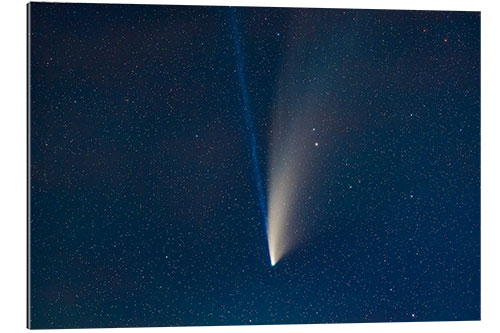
[232,8,334,267]
[266,17,336,266]
[267,110,319,266]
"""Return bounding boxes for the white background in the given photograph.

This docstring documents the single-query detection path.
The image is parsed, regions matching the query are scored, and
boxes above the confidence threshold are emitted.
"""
[0,0,498,332]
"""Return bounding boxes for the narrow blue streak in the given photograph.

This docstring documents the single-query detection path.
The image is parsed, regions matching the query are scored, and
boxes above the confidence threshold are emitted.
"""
[231,9,269,236]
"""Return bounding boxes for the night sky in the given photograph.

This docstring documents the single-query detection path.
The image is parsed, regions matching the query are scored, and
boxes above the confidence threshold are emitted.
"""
[28,2,480,329]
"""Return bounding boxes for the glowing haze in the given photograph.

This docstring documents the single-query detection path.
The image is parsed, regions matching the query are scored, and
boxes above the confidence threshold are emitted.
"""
[267,108,321,266]
[267,14,337,266]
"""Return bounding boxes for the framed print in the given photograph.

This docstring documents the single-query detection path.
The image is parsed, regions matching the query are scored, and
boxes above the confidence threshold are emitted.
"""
[27,2,480,329]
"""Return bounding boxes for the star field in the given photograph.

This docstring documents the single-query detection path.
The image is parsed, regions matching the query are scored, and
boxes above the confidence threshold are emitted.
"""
[28,3,480,329]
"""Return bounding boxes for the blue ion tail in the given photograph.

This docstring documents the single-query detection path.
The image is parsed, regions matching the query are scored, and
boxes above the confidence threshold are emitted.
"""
[230,8,272,266]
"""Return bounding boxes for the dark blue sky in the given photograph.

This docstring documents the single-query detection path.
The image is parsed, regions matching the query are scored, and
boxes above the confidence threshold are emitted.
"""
[28,2,480,329]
